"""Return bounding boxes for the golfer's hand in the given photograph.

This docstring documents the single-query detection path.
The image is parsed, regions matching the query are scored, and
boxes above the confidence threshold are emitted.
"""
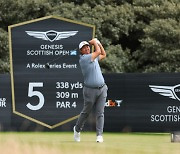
[89,38,97,45]
[94,38,101,45]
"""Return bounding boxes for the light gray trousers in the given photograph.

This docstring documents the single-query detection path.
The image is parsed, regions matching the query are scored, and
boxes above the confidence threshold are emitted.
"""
[75,85,108,136]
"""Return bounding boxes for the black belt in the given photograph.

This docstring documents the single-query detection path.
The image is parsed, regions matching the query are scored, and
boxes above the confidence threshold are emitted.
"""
[84,83,106,89]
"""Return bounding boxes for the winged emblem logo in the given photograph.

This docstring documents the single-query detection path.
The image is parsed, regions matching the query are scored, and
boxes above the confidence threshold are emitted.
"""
[25,30,78,42]
[149,84,180,101]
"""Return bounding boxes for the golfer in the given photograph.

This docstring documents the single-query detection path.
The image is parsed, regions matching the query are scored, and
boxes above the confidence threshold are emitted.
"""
[73,38,108,143]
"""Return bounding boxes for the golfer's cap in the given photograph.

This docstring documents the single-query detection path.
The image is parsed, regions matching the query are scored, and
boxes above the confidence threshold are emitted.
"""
[79,41,89,50]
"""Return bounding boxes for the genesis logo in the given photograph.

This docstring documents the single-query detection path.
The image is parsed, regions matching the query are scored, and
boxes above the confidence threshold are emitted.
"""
[26,30,78,42]
[149,84,180,101]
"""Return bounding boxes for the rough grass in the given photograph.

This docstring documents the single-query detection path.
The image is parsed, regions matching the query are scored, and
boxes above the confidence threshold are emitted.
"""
[0,132,180,154]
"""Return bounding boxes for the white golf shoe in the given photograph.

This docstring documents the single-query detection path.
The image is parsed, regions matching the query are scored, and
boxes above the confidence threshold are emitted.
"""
[73,126,80,142]
[96,135,103,143]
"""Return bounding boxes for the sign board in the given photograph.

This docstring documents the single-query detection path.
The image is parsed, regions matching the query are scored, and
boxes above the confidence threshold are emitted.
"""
[0,74,11,131]
[104,73,180,132]
[8,16,95,129]
[1,73,180,131]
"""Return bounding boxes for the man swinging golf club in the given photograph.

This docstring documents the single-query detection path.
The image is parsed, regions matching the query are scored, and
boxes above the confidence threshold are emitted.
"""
[73,38,108,143]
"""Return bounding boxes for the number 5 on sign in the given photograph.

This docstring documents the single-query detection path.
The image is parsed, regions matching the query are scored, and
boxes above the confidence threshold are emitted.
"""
[26,82,44,111]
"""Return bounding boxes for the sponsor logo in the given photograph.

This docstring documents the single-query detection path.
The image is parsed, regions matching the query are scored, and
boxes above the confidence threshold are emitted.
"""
[149,85,180,122]
[26,30,78,42]
[0,98,6,107]
[105,100,123,107]
[149,84,180,101]
[70,50,77,56]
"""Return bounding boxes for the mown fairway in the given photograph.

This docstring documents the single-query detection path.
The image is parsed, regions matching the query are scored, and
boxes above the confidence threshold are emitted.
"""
[0,132,180,154]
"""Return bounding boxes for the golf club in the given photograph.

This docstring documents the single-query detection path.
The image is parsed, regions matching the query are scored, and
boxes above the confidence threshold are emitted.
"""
[45,47,78,69]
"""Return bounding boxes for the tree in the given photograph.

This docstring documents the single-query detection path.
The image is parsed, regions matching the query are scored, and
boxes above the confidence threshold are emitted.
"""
[0,0,51,31]
[100,45,134,73]
[131,0,180,72]
[0,28,9,73]
[135,19,180,72]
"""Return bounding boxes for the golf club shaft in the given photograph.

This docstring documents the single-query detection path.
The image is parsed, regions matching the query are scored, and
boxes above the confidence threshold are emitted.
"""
[46,47,78,65]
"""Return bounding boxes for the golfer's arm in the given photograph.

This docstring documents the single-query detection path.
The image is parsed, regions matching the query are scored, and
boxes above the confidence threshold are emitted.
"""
[98,43,106,60]
[91,42,101,61]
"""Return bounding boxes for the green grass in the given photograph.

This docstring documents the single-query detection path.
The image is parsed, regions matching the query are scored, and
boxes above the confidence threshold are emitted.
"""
[0,132,179,154]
